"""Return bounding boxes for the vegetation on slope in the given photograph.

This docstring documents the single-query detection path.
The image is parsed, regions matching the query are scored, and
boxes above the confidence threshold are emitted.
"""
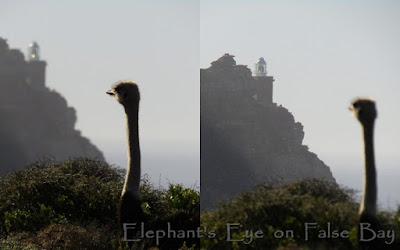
[201,179,400,249]
[2,158,399,250]
[0,158,199,250]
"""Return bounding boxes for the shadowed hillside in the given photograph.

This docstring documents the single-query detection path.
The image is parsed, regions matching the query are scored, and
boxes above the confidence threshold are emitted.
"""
[0,38,104,174]
[201,54,335,209]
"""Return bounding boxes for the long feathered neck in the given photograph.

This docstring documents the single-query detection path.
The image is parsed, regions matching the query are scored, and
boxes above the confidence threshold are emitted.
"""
[359,121,377,217]
[122,104,141,197]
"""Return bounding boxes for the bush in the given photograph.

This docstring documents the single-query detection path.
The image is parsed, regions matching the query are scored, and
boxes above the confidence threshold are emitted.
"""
[0,158,199,249]
[201,179,400,249]
[167,184,200,214]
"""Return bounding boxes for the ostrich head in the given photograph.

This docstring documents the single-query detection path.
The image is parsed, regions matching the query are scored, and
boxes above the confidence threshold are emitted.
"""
[350,98,377,126]
[106,80,140,106]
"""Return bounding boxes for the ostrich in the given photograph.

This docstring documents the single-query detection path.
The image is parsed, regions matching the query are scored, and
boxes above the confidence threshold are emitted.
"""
[350,98,379,248]
[107,80,144,242]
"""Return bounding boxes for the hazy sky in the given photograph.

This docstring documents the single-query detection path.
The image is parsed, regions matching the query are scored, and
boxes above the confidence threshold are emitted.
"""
[1,1,399,207]
[201,0,400,208]
[201,0,400,161]
[1,1,200,187]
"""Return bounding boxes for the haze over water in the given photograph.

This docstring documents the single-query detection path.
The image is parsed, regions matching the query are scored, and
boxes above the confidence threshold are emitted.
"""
[329,156,400,211]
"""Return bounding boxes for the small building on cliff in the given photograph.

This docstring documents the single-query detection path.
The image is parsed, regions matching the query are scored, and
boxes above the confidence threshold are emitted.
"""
[201,53,335,209]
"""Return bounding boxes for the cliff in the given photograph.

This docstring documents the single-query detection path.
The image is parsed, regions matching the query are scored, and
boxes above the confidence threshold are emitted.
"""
[201,54,335,209]
[0,38,104,174]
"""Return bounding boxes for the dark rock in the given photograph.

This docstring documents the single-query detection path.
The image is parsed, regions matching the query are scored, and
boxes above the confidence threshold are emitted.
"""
[201,54,335,209]
[0,37,104,174]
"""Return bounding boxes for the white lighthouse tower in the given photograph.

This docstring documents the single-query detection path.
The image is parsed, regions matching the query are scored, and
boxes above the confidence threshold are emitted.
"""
[254,57,267,77]
[28,41,40,61]
[26,41,46,88]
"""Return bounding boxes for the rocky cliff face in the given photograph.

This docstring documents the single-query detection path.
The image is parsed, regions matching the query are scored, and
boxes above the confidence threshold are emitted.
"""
[0,38,104,174]
[201,54,334,209]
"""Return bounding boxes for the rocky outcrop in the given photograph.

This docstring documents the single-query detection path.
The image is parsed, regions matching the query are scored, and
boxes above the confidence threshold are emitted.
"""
[201,54,334,209]
[0,38,104,174]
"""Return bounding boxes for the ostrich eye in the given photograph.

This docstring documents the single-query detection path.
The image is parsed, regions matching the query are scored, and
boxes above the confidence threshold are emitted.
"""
[353,102,359,108]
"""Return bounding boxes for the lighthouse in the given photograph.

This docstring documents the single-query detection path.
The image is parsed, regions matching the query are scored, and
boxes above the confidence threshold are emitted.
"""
[254,57,267,77]
[253,56,274,105]
[28,41,40,61]
[26,41,46,88]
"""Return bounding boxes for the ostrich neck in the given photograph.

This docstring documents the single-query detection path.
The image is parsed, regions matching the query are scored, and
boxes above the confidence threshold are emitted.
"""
[122,105,141,197]
[360,122,377,216]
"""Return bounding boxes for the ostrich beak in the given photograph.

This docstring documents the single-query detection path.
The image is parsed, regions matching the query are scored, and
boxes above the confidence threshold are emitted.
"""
[349,105,357,117]
[106,89,115,96]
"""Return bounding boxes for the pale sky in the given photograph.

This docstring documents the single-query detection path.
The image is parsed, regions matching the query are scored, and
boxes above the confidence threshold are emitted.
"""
[201,0,400,161]
[1,1,200,188]
[1,1,399,207]
[200,0,400,208]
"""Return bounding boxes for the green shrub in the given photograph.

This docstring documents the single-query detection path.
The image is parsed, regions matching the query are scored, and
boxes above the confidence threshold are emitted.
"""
[0,158,200,249]
[201,179,400,249]
[167,184,200,214]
